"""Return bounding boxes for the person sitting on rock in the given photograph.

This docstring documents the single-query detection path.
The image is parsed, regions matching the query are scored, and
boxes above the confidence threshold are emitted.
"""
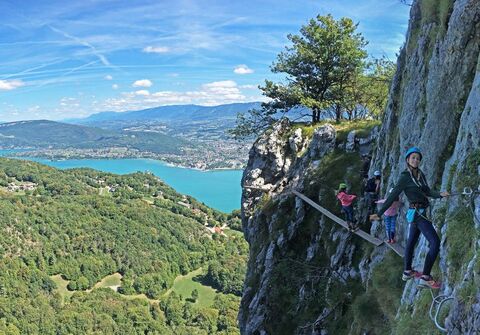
[375,189,403,244]
[370,147,450,290]
[336,183,358,232]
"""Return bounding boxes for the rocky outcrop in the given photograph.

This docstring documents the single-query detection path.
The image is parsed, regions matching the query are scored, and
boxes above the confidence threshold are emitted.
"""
[239,119,376,334]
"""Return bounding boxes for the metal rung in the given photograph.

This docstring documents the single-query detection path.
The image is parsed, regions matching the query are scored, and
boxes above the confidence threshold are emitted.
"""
[428,291,453,333]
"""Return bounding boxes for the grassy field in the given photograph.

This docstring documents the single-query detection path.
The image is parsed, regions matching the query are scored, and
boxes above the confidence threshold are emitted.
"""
[166,267,218,308]
[92,272,122,290]
[51,268,219,308]
[51,274,74,304]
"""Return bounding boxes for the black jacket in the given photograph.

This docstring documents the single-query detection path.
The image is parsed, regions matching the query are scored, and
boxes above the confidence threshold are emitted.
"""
[377,169,442,216]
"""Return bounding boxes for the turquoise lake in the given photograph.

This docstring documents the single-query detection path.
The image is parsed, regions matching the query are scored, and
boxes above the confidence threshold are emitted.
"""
[1,153,243,213]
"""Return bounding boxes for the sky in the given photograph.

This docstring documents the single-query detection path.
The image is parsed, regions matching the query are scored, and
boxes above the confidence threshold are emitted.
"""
[0,0,410,122]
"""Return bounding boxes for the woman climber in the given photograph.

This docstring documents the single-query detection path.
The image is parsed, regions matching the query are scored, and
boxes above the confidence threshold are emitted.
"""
[375,189,403,244]
[370,147,450,289]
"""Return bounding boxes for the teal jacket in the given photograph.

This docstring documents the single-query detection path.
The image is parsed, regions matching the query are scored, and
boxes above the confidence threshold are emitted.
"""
[377,169,442,217]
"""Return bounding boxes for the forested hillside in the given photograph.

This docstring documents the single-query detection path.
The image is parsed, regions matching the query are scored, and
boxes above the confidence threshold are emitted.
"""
[0,158,246,334]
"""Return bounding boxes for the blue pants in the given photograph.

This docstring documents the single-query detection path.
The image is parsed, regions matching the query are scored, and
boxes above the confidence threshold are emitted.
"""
[384,215,397,240]
[404,214,440,276]
[342,205,354,222]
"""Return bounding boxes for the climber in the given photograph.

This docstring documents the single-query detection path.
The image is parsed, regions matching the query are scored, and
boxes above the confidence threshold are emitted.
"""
[365,170,381,214]
[369,147,450,289]
[375,189,403,244]
[360,154,371,192]
[336,183,358,232]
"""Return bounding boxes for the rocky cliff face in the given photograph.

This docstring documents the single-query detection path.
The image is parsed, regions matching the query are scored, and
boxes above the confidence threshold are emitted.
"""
[239,119,382,334]
[239,0,480,334]
[374,0,480,333]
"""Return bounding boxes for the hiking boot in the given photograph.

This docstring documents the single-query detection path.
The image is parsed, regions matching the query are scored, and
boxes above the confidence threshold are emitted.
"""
[418,275,441,290]
[402,270,421,281]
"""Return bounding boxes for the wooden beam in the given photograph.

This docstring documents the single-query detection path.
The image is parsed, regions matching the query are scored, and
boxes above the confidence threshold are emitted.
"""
[293,190,384,247]
[384,240,404,257]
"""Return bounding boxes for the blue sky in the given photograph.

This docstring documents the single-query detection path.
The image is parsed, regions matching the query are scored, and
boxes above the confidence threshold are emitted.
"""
[0,0,410,122]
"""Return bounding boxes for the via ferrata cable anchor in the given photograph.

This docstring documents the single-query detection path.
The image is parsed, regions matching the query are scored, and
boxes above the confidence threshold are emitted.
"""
[428,289,453,333]
[449,187,473,197]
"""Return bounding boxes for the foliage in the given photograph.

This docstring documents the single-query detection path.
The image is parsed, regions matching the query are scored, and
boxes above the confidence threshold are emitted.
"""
[456,149,480,190]
[351,58,396,120]
[0,158,245,333]
[445,207,477,283]
[226,209,243,231]
[231,15,394,138]
[270,14,368,122]
[351,252,404,334]
[334,119,381,143]
[394,291,442,335]
[202,234,248,296]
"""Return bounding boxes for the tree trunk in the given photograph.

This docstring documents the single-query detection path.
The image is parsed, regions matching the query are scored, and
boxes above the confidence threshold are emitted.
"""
[335,104,342,122]
[312,109,319,123]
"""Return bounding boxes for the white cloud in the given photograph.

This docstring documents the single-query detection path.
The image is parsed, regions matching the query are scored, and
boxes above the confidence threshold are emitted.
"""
[98,80,251,111]
[112,84,119,89]
[0,79,25,90]
[132,79,153,87]
[104,75,113,80]
[135,90,150,96]
[234,64,254,74]
[61,97,77,102]
[240,84,257,89]
[59,97,80,108]
[143,46,171,54]
[201,80,244,100]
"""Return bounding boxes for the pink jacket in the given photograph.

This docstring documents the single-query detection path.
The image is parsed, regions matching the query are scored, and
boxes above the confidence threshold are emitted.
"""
[376,199,402,216]
[337,191,357,207]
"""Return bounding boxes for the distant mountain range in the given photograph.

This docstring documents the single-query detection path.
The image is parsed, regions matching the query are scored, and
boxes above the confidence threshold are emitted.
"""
[0,102,311,168]
[0,119,186,154]
[65,102,263,124]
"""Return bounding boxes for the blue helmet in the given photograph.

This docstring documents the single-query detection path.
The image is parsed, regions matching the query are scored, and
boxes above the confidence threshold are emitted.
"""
[405,147,422,160]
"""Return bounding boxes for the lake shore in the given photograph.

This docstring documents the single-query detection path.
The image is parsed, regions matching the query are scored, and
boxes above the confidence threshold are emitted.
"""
[0,153,243,213]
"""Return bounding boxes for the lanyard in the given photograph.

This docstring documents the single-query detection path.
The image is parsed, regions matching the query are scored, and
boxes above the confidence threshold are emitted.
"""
[408,168,427,190]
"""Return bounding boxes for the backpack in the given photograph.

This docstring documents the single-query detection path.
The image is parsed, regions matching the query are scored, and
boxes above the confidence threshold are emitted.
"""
[365,178,377,192]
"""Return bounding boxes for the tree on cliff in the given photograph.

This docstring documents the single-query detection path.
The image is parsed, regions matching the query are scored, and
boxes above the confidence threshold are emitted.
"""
[231,14,368,137]
[231,15,395,138]
[343,57,396,120]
